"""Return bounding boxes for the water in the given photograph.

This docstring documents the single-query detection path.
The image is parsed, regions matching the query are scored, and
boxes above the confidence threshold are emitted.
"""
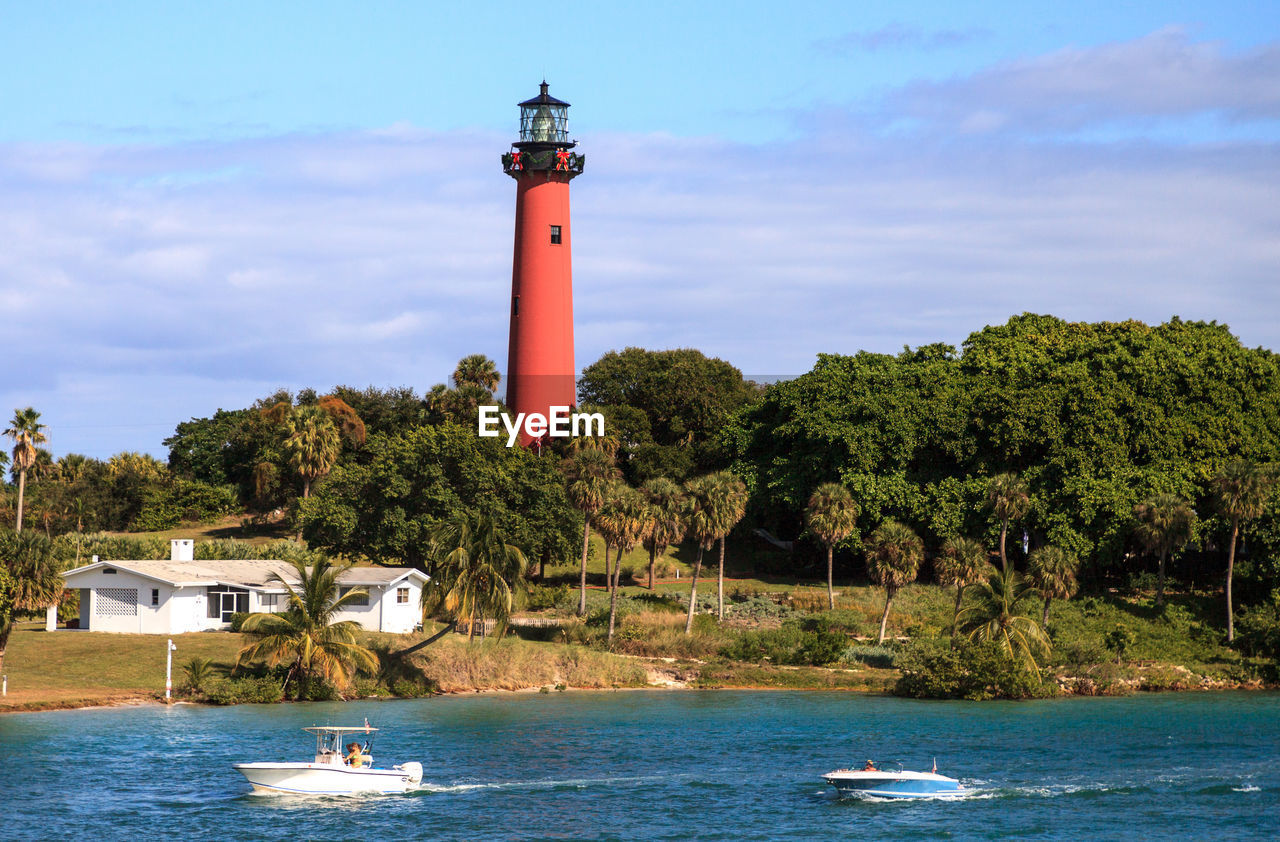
[3,691,1277,840]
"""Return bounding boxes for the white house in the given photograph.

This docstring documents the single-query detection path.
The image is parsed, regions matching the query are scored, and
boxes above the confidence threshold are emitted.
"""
[59,539,428,635]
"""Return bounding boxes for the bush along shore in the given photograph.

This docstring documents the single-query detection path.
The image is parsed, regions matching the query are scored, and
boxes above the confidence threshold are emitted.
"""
[4,576,1273,713]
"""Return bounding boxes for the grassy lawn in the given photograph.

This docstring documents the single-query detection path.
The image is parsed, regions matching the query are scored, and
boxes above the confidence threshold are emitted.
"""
[102,514,294,546]
[1,623,248,711]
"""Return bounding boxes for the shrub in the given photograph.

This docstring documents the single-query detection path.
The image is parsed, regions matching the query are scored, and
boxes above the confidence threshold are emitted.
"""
[894,639,1051,700]
[720,617,848,666]
[348,678,392,698]
[843,645,896,669]
[291,676,341,701]
[1235,602,1280,660]
[181,656,218,695]
[525,583,572,612]
[390,678,435,698]
[203,677,285,705]
[228,612,252,632]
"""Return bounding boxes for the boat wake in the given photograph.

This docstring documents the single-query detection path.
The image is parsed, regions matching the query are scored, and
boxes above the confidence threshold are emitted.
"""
[412,774,675,795]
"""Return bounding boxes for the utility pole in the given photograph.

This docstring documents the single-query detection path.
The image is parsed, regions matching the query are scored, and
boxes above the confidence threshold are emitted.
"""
[165,639,177,701]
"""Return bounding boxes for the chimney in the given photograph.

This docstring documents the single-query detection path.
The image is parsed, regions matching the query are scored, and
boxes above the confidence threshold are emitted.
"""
[171,539,194,562]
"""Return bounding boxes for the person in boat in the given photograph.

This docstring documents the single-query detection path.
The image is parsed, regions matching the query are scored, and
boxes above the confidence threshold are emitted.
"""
[346,742,366,768]
[862,760,877,771]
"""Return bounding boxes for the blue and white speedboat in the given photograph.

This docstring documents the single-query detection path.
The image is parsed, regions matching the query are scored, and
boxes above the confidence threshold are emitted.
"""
[823,760,964,799]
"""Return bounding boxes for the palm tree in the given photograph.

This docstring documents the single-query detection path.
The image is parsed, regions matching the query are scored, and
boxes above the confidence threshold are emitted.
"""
[453,354,501,393]
[1026,545,1079,626]
[4,407,48,533]
[806,483,859,610]
[0,531,64,675]
[985,472,1030,573]
[958,568,1051,672]
[709,471,748,621]
[867,520,923,644]
[1132,493,1196,606]
[562,448,619,615]
[594,483,648,642]
[423,511,527,641]
[1213,460,1277,642]
[182,656,217,695]
[935,536,993,637]
[237,558,378,695]
[640,477,685,590]
[683,474,723,634]
[283,405,341,500]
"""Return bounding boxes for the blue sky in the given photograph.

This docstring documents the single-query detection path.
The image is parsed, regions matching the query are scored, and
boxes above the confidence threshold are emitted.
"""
[2,1,1278,458]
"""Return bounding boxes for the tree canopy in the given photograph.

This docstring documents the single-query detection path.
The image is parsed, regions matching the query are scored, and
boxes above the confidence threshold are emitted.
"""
[729,315,1280,581]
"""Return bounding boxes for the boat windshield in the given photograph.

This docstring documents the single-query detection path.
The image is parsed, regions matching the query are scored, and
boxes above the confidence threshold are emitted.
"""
[306,726,378,759]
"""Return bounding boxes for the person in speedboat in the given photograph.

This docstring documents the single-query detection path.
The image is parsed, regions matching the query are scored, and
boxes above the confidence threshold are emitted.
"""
[346,742,367,768]
[862,760,878,771]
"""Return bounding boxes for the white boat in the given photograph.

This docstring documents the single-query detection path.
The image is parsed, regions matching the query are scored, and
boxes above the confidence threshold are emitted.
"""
[234,724,424,795]
[823,760,965,799]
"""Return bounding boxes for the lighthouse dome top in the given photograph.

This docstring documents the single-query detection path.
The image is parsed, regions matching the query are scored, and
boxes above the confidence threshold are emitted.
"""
[517,81,571,145]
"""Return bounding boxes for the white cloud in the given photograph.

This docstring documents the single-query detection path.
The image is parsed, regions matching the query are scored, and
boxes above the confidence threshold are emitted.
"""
[890,27,1280,134]
[2,32,1278,458]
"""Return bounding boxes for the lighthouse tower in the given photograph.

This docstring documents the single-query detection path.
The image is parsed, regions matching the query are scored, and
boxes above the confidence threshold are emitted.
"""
[502,82,584,444]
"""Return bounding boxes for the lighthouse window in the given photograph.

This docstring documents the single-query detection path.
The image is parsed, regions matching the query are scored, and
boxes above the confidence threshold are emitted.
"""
[549,225,562,245]
[512,296,520,316]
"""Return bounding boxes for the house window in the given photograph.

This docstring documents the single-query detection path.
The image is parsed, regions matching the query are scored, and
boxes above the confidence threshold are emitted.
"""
[95,588,138,617]
[151,589,160,606]
[397,587,409,604]
[103,568,117,574]
[261,593,279,611]
[340,586,369,606]
[206,586,250,621]
[549,225,561,245]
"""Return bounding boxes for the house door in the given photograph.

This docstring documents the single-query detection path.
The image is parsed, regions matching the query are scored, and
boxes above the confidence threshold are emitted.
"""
[220,592,239,623]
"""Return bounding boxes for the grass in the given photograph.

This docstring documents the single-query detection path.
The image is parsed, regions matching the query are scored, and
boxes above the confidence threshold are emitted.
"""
[1,622,247,710]
[404,635,648,693]
[102,513,294,545]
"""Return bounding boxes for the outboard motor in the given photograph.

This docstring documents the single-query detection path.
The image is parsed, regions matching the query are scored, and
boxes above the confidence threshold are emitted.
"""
[395,761,424,785]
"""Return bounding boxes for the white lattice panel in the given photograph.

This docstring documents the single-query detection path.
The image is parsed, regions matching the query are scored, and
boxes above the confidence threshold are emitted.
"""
[95,588,138,617]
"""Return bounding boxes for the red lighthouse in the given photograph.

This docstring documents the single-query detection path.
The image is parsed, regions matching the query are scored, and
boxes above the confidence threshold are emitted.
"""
[502,82,584,443]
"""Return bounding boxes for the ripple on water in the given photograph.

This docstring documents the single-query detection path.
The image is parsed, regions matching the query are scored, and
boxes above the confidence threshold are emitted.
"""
[4,691,1280,841]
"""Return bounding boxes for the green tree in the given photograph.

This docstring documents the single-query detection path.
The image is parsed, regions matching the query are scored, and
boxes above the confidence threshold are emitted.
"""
[935,536,993,637]
[300,424,576,570]
[236,557,378,695]
[0,566,14,678]
[1213,460,1277,641]
[867,520,923,644]
[709,471,748,620]
[806,482,859,610]
[1026,545,1080,626]
[284,405,341,500]
[1132,493,1196,606]
[0,532,63,675]
[453,354,501,393]
[578,347,759,482]
[594,483,647,642]
[562,448,620,615]
[5,407,48,533]
[423,510,527,641]
[639,477,686,590]
[985,473,1030,573]
[682,474,724,634]
[958,568,1050,672]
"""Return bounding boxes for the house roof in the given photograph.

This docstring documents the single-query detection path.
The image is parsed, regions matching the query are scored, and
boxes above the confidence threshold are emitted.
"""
[62,559,427,590]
